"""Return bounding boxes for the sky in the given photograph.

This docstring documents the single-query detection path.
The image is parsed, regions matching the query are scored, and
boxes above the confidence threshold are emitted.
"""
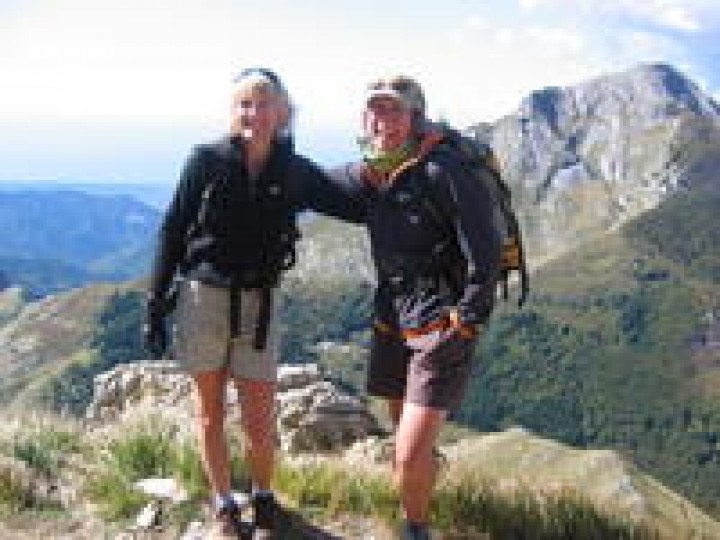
[1,0,719,184]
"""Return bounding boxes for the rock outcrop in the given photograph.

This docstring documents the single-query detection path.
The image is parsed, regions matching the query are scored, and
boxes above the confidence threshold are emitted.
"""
[277,365,383,453]
[86,361,383,454]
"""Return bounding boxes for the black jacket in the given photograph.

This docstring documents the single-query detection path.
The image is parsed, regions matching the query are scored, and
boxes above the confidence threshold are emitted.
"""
[332,137,502,330]
[149,135,362,300]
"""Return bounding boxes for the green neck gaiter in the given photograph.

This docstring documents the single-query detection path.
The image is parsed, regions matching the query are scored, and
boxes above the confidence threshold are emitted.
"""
[361,140,416,174]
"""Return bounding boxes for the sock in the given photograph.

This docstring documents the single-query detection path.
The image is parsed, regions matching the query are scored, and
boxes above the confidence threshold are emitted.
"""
[253,488,275,499]
[213,492,236,512]
[403,519,431,539]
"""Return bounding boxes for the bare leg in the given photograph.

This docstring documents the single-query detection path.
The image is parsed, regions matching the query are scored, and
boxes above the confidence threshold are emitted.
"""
[192,368,232,496]
[388,397,404,475]
[235,376,277,490]
[387,398,404,428]
[393,402,446,523]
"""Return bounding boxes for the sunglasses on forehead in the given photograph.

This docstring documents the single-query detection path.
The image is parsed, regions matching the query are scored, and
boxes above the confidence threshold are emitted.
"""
[233,67,283,87]
[368,78,415,92]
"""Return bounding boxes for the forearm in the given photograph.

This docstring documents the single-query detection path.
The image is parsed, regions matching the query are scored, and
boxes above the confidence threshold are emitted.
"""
[148,224,182,301]
[148,146,204,299]
[303,164,367,224]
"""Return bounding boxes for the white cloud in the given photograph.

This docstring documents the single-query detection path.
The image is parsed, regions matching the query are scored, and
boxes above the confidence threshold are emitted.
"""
[510,0,708,32]
[518,0,542,11]
[652,5,701,32]
[524,26,585,51]
[0,0,376,130]
[466,15,489,30]
[2,0,714,131]
[622,30,683,59]
[419,22,603,125]
[622,1,702,32]
[0,0,240,124]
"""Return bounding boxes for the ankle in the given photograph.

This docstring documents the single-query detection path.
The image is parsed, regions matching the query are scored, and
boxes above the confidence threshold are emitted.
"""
[252,490,278,530]
[402,519,432,540]
[213,492,237,513]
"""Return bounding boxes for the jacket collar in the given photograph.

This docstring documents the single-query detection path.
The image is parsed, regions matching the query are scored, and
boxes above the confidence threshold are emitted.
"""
[362,129,444,189]
[212,134,295,166]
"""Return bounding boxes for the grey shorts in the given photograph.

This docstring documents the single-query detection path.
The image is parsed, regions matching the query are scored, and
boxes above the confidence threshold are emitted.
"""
[367,328,478,411]
[172,280,279,381]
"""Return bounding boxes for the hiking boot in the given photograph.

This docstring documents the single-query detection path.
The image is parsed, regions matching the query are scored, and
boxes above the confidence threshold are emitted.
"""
[401,520,432,540]
[252,492,278,539]
[207,501,244,540]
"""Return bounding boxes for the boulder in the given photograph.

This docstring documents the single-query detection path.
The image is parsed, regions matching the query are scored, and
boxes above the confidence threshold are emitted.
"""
[85,361,193,424]
[277,378,383,453]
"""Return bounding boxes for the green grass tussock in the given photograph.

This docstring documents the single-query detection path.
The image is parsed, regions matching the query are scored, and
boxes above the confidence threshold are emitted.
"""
[275,459,657,539]
[0,412,84,515]
[434,476,657,540]
[85,418,249,521]
[0,461,36,513]
[276,460,398,522]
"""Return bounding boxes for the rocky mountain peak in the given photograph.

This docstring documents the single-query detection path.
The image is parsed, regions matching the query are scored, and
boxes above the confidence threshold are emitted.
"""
[472,62,720,260]
[517,62,718,130]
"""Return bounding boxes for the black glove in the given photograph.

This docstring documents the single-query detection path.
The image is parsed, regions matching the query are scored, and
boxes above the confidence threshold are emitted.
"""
[143,296,169,359]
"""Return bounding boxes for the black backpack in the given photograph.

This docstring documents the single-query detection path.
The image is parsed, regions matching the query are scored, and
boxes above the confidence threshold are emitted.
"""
[183,139,300,289]
[423,124,529,307]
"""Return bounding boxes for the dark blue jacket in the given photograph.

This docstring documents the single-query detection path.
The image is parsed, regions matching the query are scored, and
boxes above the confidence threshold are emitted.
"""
[149,135,363,299]
[332,137,502,330]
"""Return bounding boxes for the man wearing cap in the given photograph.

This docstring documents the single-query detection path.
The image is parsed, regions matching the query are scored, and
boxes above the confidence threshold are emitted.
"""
[332,76,501,539]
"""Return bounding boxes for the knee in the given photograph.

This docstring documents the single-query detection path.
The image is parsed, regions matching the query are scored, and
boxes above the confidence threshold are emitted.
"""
[394,446,422,476]
[394,440,436,478]
[197,409,225,431]
[195,396,225,430]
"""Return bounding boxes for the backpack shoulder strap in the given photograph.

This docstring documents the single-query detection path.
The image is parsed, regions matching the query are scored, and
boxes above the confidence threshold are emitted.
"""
[428,124,531,307]
[183,143,227,241]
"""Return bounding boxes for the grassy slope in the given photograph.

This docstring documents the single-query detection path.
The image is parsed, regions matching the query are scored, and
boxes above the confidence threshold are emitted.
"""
[0,282,142,412]
[458,191,720,516]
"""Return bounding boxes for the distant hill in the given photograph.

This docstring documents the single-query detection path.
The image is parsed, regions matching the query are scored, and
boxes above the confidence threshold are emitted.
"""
[0,190,161,295]
[0,182,173,210]
[0,269,9,291]
[0,256,95,298]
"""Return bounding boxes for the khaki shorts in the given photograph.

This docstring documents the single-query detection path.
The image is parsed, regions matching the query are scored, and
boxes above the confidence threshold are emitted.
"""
[172,280,279,381]
[367,327,478,411]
